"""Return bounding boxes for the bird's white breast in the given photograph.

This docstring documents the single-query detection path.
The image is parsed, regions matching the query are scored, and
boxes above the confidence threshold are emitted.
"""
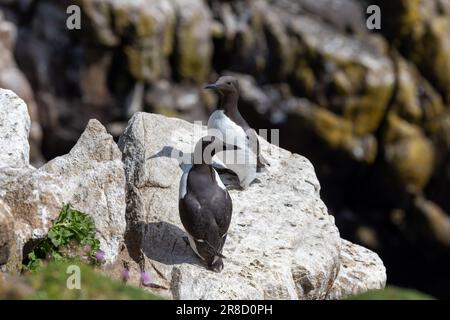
[214,168,227,191]
[208,110,257,188]
[208,110,248,146]
[179,170,189,199]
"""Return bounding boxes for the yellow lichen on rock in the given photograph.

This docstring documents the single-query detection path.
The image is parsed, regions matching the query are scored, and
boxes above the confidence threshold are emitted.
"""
[384,114,435,192]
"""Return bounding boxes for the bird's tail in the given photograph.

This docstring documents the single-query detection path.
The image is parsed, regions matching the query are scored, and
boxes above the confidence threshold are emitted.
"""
[257,154,270,172]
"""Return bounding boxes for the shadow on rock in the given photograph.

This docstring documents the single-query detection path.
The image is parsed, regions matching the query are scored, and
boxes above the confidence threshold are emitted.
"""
[141,221,202,266]
[147,145,191,173]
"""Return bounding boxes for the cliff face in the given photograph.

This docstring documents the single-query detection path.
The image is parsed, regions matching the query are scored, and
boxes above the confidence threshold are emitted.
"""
[0,89,386,299]
[0,0,449,297]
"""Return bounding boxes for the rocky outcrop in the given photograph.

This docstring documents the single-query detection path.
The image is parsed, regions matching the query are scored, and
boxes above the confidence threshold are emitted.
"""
[118,112,386,299]
[0,87,386,299]
[0,89,126,271]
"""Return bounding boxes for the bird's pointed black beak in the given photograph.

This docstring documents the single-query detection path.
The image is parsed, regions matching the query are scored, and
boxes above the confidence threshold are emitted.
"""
[204,83,218,90]
[223,141,240,151]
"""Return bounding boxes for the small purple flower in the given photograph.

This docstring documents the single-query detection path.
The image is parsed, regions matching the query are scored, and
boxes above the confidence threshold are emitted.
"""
[95,250,105,262]
[121,268,130,282]
[140,271,152,286]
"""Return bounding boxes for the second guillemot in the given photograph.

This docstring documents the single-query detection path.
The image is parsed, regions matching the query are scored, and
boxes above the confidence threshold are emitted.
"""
[205,76,267,189]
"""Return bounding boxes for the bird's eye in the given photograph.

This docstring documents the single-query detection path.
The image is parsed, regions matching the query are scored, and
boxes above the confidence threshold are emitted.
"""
[227,82,231,85]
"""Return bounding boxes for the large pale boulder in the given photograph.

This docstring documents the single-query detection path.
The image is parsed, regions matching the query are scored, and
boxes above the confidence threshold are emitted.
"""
[118,112,386,299]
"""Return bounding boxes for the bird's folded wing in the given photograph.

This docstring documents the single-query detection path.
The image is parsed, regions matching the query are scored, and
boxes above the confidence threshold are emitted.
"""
[246,128,269,170]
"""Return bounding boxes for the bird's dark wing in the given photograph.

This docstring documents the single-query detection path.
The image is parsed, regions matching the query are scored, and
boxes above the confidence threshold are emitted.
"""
[232,111,270,171]
[179,193,208,241]
[206,177,232,254]
[246,128,269,171]
[179,192,224,257]
[210,188,232,238]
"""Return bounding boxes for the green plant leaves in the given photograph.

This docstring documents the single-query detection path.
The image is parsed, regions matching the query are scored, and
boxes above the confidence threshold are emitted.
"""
[23,203,104,272]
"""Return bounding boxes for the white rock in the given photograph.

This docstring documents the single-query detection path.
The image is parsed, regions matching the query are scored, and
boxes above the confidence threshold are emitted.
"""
[0,104,126,269]
[118,112,386,299]
[0,89,30,169]
[35,119,127,263]
[326,239,387,300]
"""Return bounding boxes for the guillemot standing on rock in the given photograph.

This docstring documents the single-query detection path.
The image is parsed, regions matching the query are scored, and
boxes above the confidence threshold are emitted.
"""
[205,76,268,189]
[179,135,238,272]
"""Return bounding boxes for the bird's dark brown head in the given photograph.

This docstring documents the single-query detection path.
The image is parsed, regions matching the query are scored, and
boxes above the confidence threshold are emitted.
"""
[204,76,240,94]
[204,76,240,110]
[193,135,240,165]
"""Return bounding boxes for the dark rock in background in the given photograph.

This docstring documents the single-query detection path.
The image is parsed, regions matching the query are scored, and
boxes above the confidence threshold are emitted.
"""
[0,0,449,298]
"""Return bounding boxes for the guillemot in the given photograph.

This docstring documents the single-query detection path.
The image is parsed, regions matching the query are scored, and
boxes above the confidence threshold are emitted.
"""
[205,76,267,189]
[178,135,238,272]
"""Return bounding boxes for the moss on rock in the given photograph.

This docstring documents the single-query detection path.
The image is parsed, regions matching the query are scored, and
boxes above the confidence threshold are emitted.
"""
[376,0,450,103]
[384,114,435,192]
[172,0,212,83]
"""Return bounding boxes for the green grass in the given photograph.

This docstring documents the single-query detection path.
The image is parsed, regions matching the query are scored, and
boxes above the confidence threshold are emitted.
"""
[347,286,435,300]
[23,261,162,300]
[1,203,164,300]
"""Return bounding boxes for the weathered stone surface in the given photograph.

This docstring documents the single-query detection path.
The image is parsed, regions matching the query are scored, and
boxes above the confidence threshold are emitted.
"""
[118,112,385,299]
[0,89,30,169]
[0,200,14,267]
[0,91,127,270]
[326,239,387,300]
